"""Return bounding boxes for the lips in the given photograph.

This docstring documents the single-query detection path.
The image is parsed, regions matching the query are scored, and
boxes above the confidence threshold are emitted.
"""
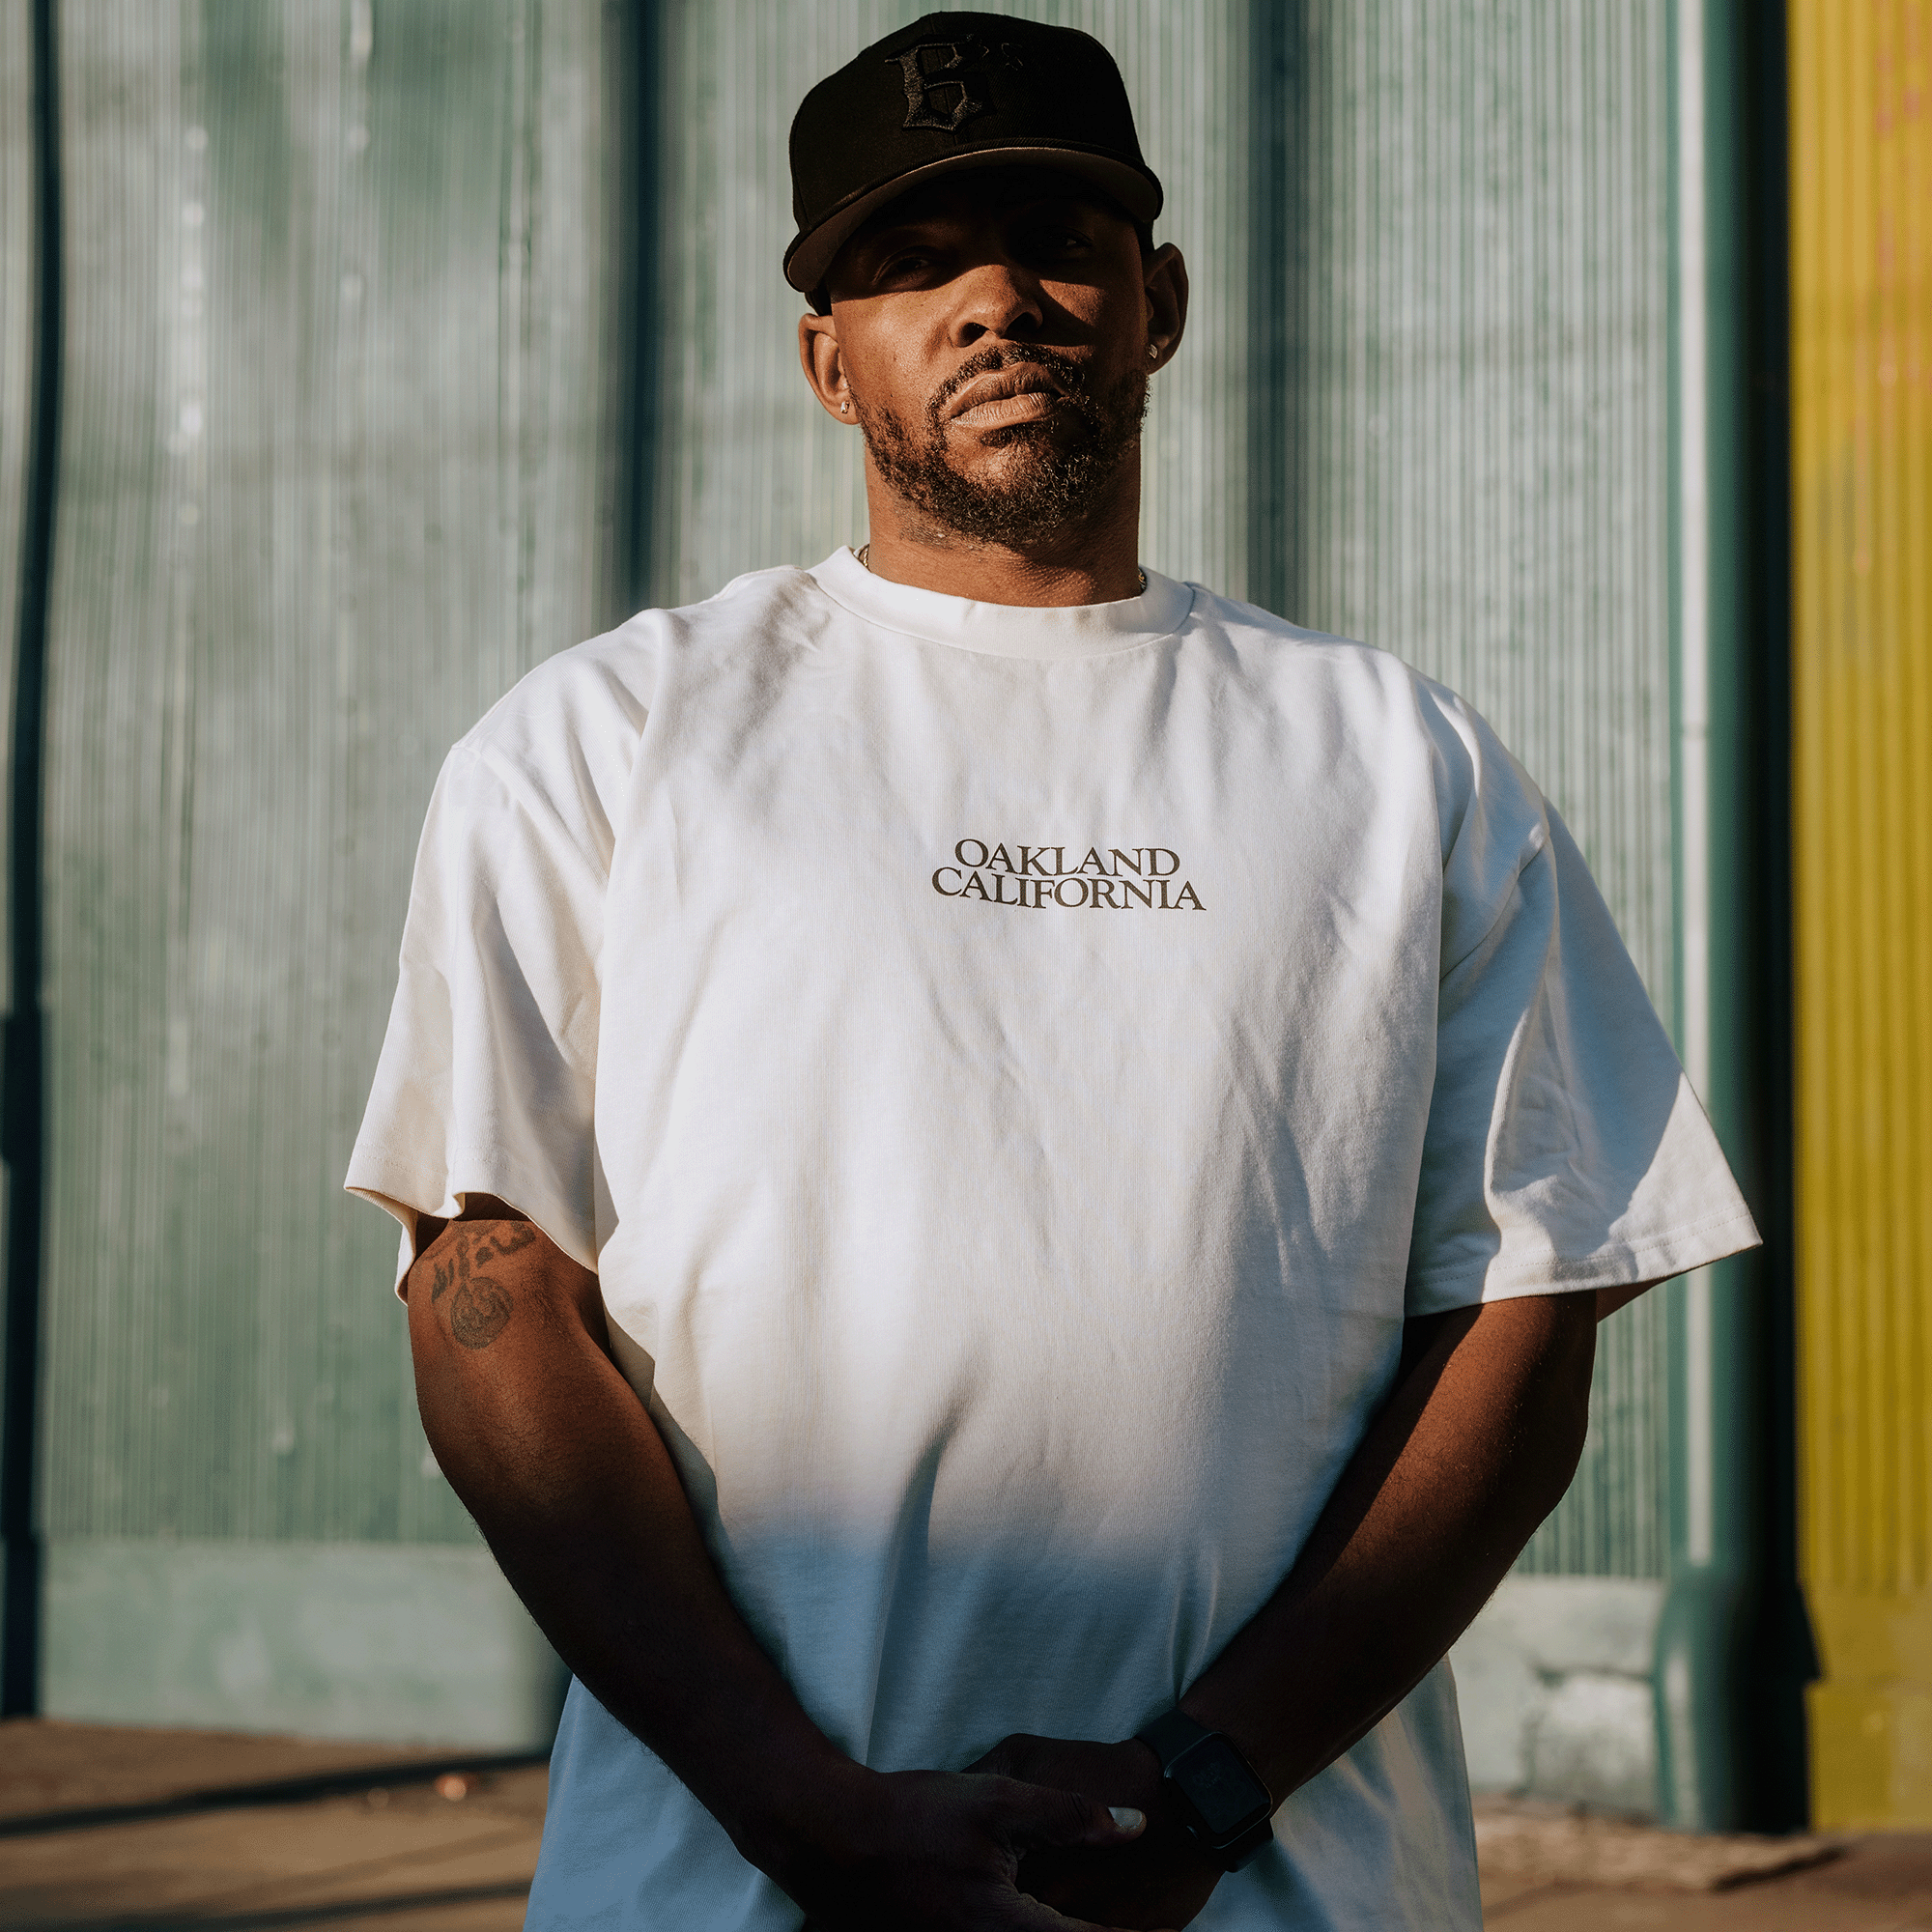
[944,364,1070,429]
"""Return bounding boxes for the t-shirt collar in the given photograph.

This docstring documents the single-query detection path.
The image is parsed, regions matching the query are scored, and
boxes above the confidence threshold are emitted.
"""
[807,546,1194,660]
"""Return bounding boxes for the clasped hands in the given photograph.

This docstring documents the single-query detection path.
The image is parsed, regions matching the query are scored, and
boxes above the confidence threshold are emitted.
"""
[781,1732,1226,1932]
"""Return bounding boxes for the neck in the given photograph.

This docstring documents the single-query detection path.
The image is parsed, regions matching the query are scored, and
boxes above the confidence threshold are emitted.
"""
[857,451,1145,606]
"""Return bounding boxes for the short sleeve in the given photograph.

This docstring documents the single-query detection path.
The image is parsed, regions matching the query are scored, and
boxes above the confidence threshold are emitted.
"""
[1406,780,1760,1317]
[346,740,608,1286]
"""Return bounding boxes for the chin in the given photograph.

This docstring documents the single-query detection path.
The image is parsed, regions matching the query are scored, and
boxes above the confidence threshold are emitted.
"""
[950,423,1086,480]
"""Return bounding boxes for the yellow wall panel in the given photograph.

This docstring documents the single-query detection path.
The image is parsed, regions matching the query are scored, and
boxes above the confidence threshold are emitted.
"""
[1792,0,1932,1832]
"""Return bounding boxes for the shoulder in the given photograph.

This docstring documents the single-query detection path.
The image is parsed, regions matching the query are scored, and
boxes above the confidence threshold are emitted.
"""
[1180,583,1547,856]
[1180,584,1490,745]
[428,567,813,862]
[458,565,815,770]
[1182,583,1425,696]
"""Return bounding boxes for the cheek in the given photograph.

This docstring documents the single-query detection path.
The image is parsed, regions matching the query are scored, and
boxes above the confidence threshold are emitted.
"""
[1048,280,1147,369]
[839,311,950,419]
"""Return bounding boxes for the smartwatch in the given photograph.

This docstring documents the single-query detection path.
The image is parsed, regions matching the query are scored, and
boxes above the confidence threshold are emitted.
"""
[1134,1708,1276,1872]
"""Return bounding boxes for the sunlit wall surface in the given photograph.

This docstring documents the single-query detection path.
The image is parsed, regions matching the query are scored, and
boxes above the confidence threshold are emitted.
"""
[1262,5,1678,1582]
[13,0,1691,1748]
[1792,0,1932,1833]
[29,0,633,1739]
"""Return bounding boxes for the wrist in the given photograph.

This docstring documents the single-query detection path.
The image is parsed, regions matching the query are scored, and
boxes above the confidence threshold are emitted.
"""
[718,1740,883,1889]
[1135,1706,1277,1872]
[1178,1692,1284,1802]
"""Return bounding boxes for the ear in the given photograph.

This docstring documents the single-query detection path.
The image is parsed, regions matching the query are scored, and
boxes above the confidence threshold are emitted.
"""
[1144,243,1189,374]
[799,310,859,424]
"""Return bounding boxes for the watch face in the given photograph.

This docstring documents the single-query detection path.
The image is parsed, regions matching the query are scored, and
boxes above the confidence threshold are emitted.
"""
[1177,1736,1271,1838]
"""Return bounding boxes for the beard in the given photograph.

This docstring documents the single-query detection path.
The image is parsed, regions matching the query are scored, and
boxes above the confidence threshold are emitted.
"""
[856,346,1149,550]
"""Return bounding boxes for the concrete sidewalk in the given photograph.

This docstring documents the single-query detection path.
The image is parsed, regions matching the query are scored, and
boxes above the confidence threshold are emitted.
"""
[0,1721,543,1930]
[1474,1802,1932,1928]
[2,1719,1928,1929]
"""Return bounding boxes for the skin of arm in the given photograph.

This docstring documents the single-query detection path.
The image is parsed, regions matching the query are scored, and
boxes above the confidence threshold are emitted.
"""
[406,1199,1158,1932]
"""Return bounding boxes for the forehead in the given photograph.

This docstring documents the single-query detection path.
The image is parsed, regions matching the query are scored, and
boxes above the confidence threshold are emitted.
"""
[850,165,1128,242]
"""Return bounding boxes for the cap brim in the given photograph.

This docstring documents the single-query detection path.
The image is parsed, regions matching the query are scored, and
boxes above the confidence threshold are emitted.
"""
[783,145,1161,297]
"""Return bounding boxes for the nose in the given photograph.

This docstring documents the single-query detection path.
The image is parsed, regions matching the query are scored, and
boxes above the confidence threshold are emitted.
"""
[948,259,1045,349]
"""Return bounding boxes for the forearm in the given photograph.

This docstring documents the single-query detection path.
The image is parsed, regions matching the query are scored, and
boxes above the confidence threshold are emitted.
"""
[407,1213,860,1862]
[410,1210,1162,1932]
[1177,1293,1596,1802]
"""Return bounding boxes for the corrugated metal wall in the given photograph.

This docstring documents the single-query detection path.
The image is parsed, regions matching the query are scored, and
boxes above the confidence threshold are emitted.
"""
[1792,0,1932,1832]
[1260,2,1676,1579]
[11,0,1694,1733]
[37,0,632,1548]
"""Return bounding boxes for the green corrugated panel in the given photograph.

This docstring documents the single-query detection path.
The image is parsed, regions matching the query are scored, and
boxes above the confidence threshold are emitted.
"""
[0,0,30,1021]
[34,0,1678,1595]
[646,1,1676,1578]
[38,0,633,1546]
[641,0,1259,605]
[1264,2,1674,1578]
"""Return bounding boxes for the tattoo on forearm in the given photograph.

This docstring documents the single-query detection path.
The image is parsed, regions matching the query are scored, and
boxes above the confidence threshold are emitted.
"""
[426,1222,535,1350]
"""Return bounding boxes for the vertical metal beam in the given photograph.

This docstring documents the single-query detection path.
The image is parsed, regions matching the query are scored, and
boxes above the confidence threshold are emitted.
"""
[622,0,660,618]
[1,0,61,1718]
[1656,0,1745,1830]
[1734,0,1812,1833]
[1656,0,1811,1831]
[1243,0,1293,621]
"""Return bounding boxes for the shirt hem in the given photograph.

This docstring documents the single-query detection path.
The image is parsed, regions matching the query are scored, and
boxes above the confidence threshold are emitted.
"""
[344,1146,600,1289]
[1406,1205,1764,1313]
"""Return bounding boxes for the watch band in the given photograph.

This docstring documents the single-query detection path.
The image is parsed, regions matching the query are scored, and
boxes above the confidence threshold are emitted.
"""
[1135,1706,1218,1774]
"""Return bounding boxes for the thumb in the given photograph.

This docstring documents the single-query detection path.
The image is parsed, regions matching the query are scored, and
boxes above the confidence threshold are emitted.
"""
[995,1778,1147,1851]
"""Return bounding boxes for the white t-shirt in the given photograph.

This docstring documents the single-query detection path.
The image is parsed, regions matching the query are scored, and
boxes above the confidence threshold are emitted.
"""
[348,549,1758,1931]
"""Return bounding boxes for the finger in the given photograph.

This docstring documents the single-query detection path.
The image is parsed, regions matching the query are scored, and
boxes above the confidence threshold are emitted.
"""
[993,1778,1146,1849]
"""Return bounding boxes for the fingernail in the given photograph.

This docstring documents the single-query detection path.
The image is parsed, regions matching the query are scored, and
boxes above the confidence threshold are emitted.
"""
[1109,1805,1145,1831]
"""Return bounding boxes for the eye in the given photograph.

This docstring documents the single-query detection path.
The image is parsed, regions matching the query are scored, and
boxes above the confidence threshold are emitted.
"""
[1020,223,1092,261]
[874,243,941,286]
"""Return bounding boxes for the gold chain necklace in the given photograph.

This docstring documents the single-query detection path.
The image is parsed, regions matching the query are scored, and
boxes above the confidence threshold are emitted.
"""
[856,544,1147,598]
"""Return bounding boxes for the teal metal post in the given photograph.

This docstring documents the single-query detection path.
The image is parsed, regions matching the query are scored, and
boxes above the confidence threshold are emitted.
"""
[1657,0,1754,1828]
[1656,0,1810,1832]
[0,0,60,1718]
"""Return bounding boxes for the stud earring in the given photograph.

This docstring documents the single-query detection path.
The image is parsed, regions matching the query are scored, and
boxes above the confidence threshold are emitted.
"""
[1148,342,1159,360]
[838,397,850,412]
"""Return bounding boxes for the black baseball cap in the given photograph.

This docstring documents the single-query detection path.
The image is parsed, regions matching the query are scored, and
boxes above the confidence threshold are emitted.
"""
[784,12,1163,299]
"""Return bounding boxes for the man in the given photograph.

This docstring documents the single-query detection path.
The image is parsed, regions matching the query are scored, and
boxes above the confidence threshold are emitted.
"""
[347,14,1759,1929]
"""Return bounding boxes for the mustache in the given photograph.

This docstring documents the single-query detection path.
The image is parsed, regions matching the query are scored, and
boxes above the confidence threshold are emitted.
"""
[930,345,1094,421]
